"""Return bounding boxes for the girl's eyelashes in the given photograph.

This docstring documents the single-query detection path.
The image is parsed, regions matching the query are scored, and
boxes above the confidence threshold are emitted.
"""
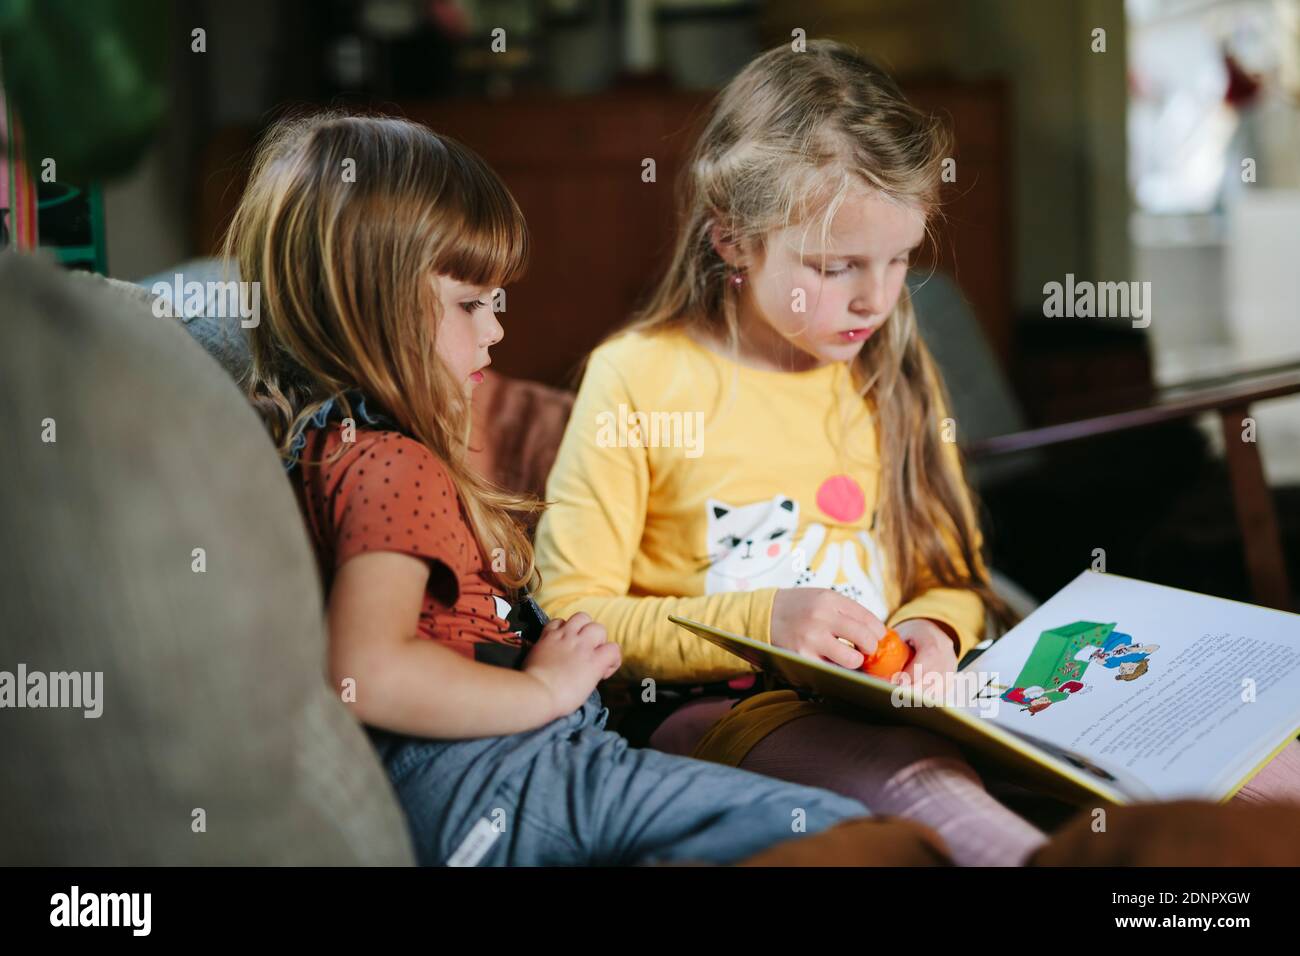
[805,255,911,276]
[809,261,851,277]
[459,299,487,315]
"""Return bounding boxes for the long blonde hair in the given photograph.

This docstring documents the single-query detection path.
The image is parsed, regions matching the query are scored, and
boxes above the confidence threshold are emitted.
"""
[225,110,540,590]
[627,40,1017,634]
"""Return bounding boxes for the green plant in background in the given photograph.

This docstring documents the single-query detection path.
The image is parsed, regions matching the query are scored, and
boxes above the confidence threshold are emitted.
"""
[0,0,169,181]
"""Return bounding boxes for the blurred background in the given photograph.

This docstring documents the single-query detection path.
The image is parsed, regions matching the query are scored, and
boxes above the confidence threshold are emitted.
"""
[2,0,1298,610]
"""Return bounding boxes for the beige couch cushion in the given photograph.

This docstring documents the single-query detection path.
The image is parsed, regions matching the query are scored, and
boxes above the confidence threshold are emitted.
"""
[0,252,412,864]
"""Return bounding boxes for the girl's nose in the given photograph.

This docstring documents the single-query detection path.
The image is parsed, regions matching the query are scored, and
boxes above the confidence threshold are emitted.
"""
[853,272,892,317]
[483,309,504,347]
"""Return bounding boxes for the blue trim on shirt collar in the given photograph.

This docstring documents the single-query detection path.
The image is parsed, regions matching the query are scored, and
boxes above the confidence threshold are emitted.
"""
[284,390,395,472]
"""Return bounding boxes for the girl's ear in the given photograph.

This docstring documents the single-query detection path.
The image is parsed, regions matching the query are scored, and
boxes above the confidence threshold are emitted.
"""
[709,220,745,269]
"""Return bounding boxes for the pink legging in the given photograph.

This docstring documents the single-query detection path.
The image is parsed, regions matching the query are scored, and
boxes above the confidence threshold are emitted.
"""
[649,696,1300,866]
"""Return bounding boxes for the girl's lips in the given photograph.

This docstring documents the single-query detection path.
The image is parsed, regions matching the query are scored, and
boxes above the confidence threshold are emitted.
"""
[469,370,485,383]
[839,327,876,342]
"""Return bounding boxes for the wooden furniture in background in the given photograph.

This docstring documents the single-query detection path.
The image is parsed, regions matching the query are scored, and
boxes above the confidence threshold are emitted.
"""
[965,363,1300,611]
[194,80,1012,387]
[906,79,1012,368]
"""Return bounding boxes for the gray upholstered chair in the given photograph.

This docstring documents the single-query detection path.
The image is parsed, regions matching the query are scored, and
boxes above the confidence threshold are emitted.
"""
[0,251,413,864]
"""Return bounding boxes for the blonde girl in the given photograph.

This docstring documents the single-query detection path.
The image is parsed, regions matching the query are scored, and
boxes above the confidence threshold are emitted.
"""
[537,41,1300,861]
[535,40,1047,866]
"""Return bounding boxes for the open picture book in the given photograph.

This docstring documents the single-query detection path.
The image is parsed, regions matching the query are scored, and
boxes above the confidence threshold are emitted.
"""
[669,570,1300,806]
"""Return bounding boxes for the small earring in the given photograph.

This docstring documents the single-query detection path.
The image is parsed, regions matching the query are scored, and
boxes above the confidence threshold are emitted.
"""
[730,271,745,288]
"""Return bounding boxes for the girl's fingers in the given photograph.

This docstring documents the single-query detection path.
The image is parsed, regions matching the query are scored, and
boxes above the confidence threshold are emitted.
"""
[819,633,865,670]
[596,642,621,678]
[826,596,886,648]
[904,649,957,703]
[831,592,886,628]
[900,654,923,681]
[899,650,935,693]
[575,621,608,647]
[830,614,882,656]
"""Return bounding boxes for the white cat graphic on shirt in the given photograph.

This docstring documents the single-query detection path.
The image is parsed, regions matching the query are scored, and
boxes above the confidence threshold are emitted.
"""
[703,494,890,620]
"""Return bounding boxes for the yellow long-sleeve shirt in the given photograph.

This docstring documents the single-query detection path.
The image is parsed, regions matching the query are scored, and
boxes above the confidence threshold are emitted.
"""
[535,327,987,698]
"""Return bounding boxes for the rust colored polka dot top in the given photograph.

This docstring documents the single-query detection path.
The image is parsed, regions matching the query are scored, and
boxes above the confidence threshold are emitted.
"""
[293,424,526,668]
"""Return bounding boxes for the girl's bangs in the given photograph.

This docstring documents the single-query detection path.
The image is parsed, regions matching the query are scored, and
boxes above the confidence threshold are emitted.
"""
[434,161,529,289]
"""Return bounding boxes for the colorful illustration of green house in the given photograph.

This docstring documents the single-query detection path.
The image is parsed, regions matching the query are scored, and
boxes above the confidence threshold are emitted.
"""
[1016,621,1116,689]
[977,621,1118,713]
[982,620,1159,715]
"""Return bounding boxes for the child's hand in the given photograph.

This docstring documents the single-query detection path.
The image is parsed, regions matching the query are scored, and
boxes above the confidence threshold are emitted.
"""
[523,612,621,720]
[891,619,959,703]
[771,588,887,668]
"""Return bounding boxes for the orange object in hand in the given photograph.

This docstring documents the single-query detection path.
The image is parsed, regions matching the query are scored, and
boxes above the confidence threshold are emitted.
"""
[861,629,913,678]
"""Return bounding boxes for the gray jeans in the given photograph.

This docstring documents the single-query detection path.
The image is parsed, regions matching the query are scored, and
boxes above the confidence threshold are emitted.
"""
[367,690,867,866]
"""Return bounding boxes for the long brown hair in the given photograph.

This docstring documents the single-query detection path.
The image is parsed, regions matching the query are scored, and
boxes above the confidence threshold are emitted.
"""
[224,110,540,589]
[626,40,1017,634]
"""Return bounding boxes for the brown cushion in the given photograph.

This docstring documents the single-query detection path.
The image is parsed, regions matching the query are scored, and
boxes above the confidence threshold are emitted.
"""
[1032,800,1300,866]
[468,368,574,499]
[736,817,954,867]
